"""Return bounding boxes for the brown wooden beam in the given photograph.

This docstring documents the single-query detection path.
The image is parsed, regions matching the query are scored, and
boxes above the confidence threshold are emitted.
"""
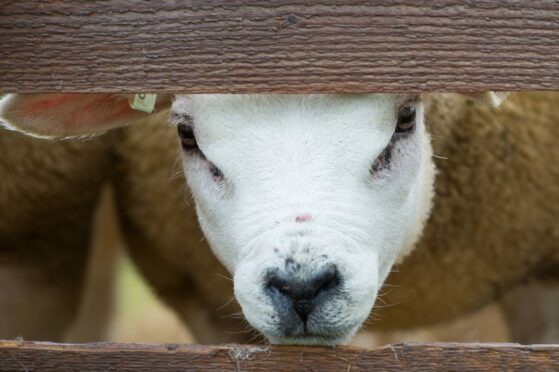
[1,340,558,371]
[0,1,558,93]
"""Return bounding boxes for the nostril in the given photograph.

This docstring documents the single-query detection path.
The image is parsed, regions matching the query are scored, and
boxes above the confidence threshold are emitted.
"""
[267,272,288,293]
[312,265,340,297]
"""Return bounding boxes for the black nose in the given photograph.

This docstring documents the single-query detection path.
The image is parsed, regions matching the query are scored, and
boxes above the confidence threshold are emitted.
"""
[267,265,340,321]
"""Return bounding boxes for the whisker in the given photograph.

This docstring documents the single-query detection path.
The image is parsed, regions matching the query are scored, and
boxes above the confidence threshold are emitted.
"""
[182,185,193,206]
[224,328,255,335]
[215,274,233,282]
[374,300,401,310]
[167,152,184,184]
[216,295,237,311]
[221,312,245,320]
[380,283,402,288]
[246,330,266,344]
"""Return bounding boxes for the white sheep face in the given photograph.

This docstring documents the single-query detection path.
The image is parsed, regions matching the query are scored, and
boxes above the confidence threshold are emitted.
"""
[172,94,435,345]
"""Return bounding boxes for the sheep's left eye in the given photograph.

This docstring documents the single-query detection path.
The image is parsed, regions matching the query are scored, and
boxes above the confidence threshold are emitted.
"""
[396,105,416,133]
[178,124,198,151]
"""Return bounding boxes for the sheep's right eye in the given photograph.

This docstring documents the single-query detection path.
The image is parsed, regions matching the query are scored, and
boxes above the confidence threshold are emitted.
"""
[396,105,416,134]
[178,124,198,151]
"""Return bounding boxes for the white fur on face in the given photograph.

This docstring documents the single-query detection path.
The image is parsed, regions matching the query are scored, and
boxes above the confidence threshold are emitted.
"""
[172,94,435,345]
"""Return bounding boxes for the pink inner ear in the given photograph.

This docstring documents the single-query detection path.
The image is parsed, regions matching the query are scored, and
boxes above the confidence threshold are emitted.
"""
[23,94,84,114]
[20,94,138,134]
[104,101,138,123]
[74,95,133,126]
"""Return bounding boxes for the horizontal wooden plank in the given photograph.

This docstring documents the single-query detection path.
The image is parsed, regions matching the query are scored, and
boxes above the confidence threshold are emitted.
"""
[0,341,558,371]
[0,1,558,93]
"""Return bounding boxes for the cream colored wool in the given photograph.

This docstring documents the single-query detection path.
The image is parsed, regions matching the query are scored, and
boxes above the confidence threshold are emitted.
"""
[375,92,559,329]
[0,129,116,340]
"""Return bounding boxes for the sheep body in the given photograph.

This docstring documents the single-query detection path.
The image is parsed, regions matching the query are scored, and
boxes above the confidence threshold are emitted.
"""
[0,128,115,340]
[376,92,559,329]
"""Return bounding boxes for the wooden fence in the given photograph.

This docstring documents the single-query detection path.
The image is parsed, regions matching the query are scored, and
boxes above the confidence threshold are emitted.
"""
[1,340,558,371]
[0,1,558,370]
[1,1,558,93]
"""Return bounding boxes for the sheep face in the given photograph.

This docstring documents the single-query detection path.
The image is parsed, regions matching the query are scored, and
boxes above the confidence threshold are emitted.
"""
[172,94,435,345]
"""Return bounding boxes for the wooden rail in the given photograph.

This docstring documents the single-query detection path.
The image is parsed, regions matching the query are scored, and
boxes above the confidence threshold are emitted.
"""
[1,341,558,371]
[0,1,558,93]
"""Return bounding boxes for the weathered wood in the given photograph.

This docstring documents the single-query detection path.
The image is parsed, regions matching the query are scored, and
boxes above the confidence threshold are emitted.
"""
[1,1,558,93]
[0,341,558,371]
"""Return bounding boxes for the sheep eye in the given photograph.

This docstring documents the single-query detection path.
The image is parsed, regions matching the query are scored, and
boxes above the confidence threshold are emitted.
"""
[396,105,416,133]
[178,124,198,150]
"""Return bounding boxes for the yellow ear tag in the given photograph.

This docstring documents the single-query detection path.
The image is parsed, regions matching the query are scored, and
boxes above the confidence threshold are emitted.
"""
[130,93,157,113]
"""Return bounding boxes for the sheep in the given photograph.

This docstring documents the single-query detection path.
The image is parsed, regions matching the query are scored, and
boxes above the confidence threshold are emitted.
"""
[0,92,557,345]
[0,119,116,341]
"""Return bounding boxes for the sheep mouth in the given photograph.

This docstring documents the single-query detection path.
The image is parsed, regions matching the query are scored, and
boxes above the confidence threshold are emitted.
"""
[265,322,356,346]
[268,332,351,346]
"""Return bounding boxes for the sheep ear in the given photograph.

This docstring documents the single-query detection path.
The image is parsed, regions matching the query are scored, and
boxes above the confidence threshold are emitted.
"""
[459,92,509,107]
[0,93,171,138]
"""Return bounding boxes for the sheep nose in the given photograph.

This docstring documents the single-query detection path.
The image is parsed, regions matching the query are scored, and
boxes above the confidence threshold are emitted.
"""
[267,265,340,321]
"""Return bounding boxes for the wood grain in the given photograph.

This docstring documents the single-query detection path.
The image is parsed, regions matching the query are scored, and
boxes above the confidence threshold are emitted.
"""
[0,1,558,93]
[0,341,558,371]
